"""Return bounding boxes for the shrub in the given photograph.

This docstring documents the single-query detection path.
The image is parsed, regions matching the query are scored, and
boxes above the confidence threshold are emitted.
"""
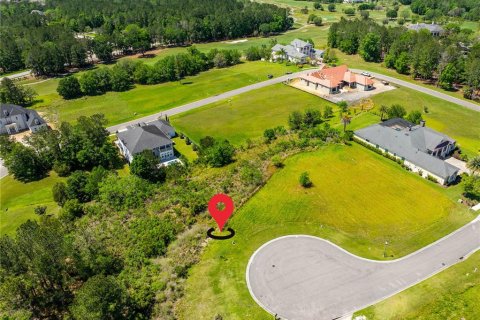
[426,175,438,183]
[328,4,336,12]
[299,172,312,188]
[57,76,83,99]
[271,155,284,168]
[34,205,47,215]
[185,137,191,145]
[53,161,71,177]
[264,128,276,142]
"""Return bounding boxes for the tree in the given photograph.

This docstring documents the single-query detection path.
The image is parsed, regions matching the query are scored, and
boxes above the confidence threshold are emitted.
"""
[213,53,227,68]
[379,105,388,121]
[4,143,47,182]
[57,76,83,99]
[313,2,323,10]
[0,78,37,106]
[122,24,151,54]
[53,182,68,206]
[463,175,480,199]
[205,140,235,167]
[110,65,132,92]
[303,109,322,128]
[328,4,336,12]
[263,128,276,143]
[467,156,480,173]
[386,9,398,19]
[70,275,127,320]
[313,17,323,26]
[130,150,166,183]
[288,111,303,130]
[323,105,333,118]
[394,52,410,74]
[406,110,423,124]
[60,199,84,221]
[299,172,312,188]
[387,104,407,119]
[359,33,381,62]
[438,63,457,90]
[323,48,337,64]
[34,206,47,215]
[341,115,351,132]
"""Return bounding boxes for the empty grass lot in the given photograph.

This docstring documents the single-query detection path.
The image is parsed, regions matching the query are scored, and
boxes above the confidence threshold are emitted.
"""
[171,84,338,145]
[356,250,480,320]
[176,145,475,319]
[29,62,303,126]
[0,173,63,235]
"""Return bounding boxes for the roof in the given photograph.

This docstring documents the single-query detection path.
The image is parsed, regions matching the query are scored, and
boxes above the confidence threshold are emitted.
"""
[26,109,46,126]
[1,103,27,117]
[1,103,47,126]
[117,124,172,155]
[149,119,175,134]
[408,23,444,33]
[301,65,373,88]
[291,39,311,48]
[354,120,459,179]
[272,44,307,59]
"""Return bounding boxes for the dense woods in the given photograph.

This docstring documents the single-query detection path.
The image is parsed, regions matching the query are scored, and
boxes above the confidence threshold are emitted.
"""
[328,18,480,100]
[0,0,292,74]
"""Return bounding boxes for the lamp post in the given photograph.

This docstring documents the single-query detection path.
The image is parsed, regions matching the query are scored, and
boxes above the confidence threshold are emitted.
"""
[383,241,389,258]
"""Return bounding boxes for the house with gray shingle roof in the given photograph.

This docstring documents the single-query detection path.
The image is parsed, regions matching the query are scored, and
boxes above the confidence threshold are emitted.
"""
[354,118,459,185]
[408,23,444,36]
[271,39,324,63]
[116,119,176,163]
[0,103,47,135]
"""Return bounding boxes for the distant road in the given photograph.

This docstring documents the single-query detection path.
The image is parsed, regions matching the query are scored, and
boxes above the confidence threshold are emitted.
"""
[107,69,313,133]
[351,68,480,112]
[247,217,480,320]
[103,68,477,133]
[0,70,32,81]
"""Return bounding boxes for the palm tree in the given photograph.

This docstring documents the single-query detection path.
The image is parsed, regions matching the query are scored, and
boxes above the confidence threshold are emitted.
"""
[276,48,287,62]
[379,105,388,121]
[341,115,351,132]
[467,156,480,173]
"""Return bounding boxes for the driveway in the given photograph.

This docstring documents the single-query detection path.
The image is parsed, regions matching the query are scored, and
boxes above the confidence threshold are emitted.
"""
[0,70,31,81]
[350,69,480,113]
[0,159,8,179]
[247,218,480,320]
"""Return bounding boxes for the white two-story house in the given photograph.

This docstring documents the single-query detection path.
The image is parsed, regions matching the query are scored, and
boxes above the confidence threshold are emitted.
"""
[271,39,324,63]
[1,103,47,135]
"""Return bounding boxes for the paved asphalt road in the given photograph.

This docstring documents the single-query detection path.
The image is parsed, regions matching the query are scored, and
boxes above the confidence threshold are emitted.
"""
[0,70,31,81]
[350,68,480,112]
[247,217,480,320]
[107,69,313,133]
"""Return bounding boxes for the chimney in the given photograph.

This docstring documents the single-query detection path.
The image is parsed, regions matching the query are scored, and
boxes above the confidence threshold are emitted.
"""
[420,120,426,127]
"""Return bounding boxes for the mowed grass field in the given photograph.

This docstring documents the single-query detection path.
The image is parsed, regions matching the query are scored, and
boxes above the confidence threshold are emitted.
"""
[176,145,475,319]
[171,84,339,145]
[371,87,480,157]
[356,250,480,320]
[29,62,303,126]
[0,173,63,235]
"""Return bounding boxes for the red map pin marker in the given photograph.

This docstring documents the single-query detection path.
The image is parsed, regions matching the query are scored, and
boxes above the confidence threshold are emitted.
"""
[208,193,234,232]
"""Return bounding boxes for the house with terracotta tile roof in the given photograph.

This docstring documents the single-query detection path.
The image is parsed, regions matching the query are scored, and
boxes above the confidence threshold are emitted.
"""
[299,65,374,94]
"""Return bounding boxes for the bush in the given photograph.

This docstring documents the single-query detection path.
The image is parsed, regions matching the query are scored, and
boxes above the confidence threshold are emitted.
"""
[271,155,284,168]
[264,128,276,143]
[299,172,312,188]
[426,175,438,183]
[328,4,336,12]
[344,8,355,15]
[53,161,71,177]
[34,205,47,215]
[60,199,84,221]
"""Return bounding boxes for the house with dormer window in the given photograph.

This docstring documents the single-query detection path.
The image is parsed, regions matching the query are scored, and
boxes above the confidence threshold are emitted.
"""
[0,103,47,135]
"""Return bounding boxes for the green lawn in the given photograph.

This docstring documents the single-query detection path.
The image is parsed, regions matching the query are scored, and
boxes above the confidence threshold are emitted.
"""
[370,87,480,157]
[0,172,63,236]
[356,250,480,319]
[172,136,198,162]
[29,62,303,126]
[172,84,338,145]
[177,145,475,319]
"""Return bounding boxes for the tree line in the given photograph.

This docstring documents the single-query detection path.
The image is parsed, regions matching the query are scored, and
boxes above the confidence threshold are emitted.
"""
[328,18,480,99]
[57,47,241,99]
[0,0,292,75]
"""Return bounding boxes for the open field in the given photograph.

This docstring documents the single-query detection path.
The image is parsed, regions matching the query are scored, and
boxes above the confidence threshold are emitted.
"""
[356,250,480,319]
[29,62,303,126]
[171,84,338,145]
[370,87,480,157]
[177,145,475,319]
[0,173,63,235]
